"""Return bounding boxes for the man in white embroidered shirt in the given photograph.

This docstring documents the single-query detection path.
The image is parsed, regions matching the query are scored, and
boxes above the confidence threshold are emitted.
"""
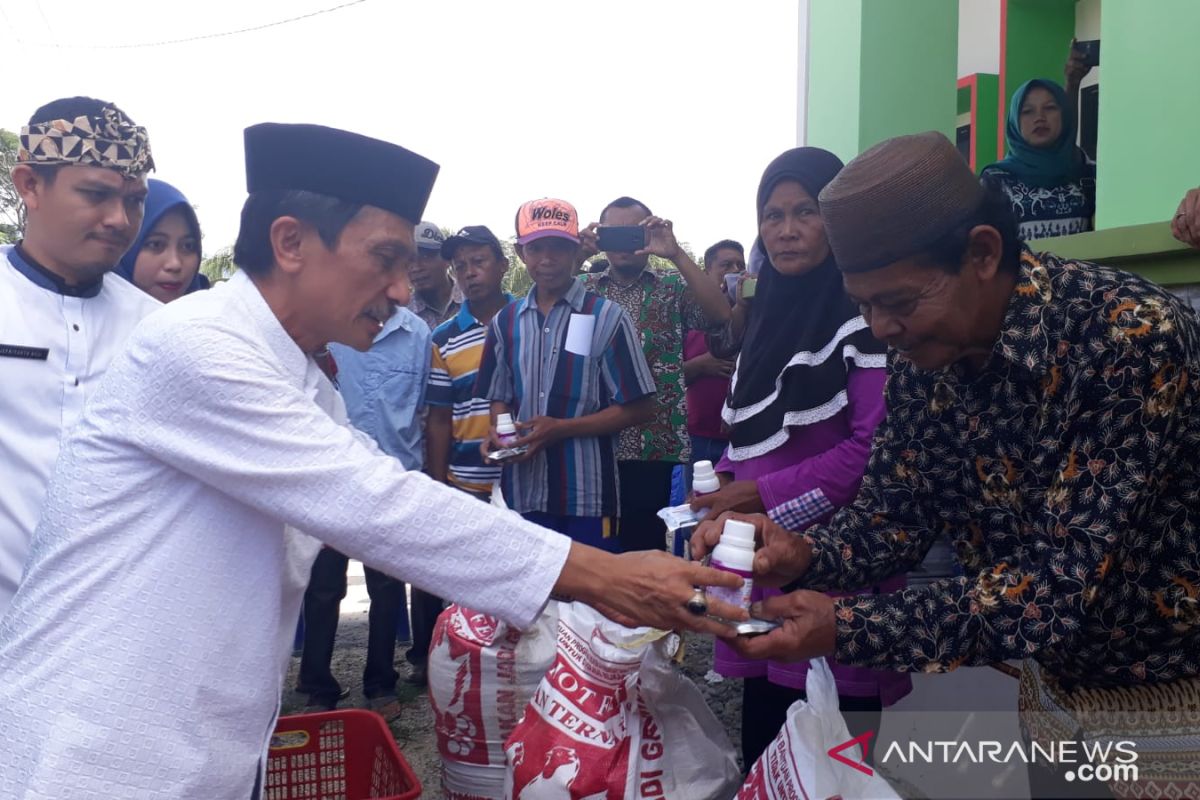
[0,122,744,799]
[0,96,160,616]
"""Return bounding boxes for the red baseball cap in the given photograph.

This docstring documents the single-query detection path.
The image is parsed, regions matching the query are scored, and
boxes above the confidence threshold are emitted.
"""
[515,198,580,245]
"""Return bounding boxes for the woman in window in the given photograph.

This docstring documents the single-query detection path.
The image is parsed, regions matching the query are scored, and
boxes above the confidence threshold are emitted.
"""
[982,78,1095,241]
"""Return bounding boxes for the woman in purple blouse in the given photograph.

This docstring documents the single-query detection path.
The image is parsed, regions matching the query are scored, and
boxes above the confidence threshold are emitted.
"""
[692,147,911,768]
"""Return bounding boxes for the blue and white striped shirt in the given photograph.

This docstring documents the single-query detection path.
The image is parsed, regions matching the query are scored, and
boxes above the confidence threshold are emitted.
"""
[428,298,513,494]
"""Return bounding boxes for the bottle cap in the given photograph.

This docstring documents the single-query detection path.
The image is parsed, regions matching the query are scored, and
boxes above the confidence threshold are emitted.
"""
[721,519,757,549]
[496,413,516,435]
[692,460,721,495]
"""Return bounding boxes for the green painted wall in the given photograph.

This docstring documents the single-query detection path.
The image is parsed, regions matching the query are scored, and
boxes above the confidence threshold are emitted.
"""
[957,74,999,173]
[806,0,957,163]
[998,0,1074,157]
[973,73,1000,172]
[1037,222,1200,288]
[858,0,958,150]
[1095,1,1200,229]
[806,0,863,161]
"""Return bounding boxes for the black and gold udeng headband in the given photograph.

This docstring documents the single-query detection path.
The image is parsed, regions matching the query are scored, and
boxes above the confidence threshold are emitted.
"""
[18,106,154,178]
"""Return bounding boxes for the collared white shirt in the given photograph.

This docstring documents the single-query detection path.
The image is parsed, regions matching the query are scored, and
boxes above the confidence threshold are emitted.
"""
[0,271,570,799]
[0,244,161,614]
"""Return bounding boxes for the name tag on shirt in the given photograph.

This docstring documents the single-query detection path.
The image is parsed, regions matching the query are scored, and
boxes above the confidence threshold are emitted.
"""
[0,343,50,360]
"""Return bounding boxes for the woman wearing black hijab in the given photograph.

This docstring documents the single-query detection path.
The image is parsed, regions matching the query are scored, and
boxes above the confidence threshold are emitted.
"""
[692,147,910,767]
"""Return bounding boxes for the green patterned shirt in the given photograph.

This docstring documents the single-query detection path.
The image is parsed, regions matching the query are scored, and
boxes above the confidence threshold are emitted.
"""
[583,268,722,463]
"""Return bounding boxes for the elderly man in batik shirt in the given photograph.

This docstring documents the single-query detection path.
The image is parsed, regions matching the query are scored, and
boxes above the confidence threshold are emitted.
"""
[696,132,1200,799]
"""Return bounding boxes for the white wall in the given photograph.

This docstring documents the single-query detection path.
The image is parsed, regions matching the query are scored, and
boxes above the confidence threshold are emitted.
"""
[957,0,1001,78]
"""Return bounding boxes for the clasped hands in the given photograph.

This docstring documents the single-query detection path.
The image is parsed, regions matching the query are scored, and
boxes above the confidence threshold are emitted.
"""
[691,512,837,662]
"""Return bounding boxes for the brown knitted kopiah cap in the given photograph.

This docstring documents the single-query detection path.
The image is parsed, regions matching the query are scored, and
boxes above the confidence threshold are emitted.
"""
[818,131,984,273]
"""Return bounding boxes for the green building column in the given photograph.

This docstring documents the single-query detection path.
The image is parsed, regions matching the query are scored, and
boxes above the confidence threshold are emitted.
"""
[1094,1,1200,230]
[959,73,1000,173]
[805,0,958,163]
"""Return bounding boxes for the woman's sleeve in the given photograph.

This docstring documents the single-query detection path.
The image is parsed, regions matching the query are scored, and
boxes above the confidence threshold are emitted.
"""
[757,367,887,530]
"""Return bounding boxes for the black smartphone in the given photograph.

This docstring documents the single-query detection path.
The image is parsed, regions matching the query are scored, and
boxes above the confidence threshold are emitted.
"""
[597,225,646,253]
[1075,39,1100,69]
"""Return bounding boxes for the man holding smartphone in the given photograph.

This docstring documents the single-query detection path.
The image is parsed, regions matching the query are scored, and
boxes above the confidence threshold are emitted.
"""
[476,198,656,551]
[579,197,732,552]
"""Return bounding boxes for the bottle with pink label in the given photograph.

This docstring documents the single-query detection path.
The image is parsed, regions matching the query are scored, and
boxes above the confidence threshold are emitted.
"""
[706,518,756,615]
[495,413,519,447]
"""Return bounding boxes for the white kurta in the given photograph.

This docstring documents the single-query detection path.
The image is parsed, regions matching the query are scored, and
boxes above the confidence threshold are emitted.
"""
[0,271,571,799]
[0,245,161,614]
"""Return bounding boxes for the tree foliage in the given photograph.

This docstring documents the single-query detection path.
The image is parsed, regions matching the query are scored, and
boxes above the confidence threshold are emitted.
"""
[200,246,238,283]
[0,129,24,244]
[496,239,700,299]
[500,239,533,298]
[187,232,697,298]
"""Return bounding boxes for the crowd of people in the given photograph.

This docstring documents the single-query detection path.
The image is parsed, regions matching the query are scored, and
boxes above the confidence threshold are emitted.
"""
[2,90,1200,800]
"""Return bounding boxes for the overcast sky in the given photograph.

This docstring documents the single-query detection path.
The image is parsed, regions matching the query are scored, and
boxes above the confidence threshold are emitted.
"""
[1,0,801,257]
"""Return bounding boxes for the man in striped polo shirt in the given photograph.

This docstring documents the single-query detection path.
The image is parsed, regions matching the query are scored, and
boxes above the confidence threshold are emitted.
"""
[427,225,513,499]
[476,198,656,551]
[415,225,513,687]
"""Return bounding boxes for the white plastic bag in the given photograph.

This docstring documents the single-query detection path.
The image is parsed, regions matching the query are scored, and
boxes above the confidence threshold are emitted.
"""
[504,602,741,799]
[737,658,900,800]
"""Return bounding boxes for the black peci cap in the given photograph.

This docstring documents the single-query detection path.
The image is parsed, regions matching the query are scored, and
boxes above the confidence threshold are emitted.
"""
[243,122,439,224]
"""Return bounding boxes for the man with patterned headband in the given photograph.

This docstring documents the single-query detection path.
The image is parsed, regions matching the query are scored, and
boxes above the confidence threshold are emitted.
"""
[0,124,745,799]
[0,96,160,615]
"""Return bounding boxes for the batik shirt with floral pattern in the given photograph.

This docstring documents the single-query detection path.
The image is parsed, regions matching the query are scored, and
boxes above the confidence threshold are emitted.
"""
[797,247,1200,690]
[583,267,723,463]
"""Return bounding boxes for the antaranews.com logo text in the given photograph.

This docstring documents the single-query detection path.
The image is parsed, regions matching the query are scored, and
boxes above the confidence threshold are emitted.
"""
[829,732,1139,785]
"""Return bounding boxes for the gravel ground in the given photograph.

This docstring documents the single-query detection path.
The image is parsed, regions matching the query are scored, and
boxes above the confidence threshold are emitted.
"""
[279,612,745,797]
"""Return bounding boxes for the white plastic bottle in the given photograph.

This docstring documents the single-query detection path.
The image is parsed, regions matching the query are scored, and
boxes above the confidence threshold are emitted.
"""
[692,460,720,496]
[691,460,720,520]
[671,459,722,558]
[496,413,519,447]
[706,518,756,614]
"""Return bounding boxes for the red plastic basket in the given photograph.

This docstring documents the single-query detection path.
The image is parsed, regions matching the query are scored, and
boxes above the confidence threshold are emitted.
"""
[266,709,421,800]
